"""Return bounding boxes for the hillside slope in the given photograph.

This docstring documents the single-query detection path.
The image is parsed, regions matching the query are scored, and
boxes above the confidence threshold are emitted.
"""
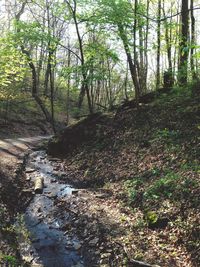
[48,88,200,267]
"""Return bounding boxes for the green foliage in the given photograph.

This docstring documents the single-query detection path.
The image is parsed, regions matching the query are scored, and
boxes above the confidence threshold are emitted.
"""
[125,167,198,208]
[0,35,27,100]
[13,20,58,47]
[96,0,134,26]
[0,254,17,266]
[151,167,161,176]
[144,211,158,224]
[151,128,182,152]
[189,44,200,59]
[124,177,143,202]
[15,214,30,242]
[144,172,180,199]
[85,41,119,67]
[155,128,180,140]
[180,161,200,172]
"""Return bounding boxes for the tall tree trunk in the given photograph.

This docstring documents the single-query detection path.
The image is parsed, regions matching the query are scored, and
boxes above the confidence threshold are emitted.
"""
[22,47,54,125]
[133,0,140,105]
[37,16,46,89]
[156,0,161,89]
[66,40,71,125]
[118,24,140,106]
[49,64,56,132]
[178,0,189,85]
[162,1,174,88]
[190,0,196,80]
[124,60,129,100]
[65,0,93,113]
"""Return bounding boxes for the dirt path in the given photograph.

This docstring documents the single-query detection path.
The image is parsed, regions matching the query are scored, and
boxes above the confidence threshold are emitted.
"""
[0,136,50,159]
[0,135,50,166]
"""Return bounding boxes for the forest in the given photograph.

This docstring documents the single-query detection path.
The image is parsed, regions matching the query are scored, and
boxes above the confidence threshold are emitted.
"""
[0,0,199,127]
[0,0,199,267]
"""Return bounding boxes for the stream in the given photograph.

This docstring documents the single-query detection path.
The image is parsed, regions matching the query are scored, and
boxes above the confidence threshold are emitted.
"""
[18,150,85,267]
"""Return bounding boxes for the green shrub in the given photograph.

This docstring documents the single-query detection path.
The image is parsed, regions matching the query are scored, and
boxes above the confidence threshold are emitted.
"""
[144,172,180,199]
[156,128,180,140]
[144,211,158,224]
[1,255,17,266]
[124,178,143,202]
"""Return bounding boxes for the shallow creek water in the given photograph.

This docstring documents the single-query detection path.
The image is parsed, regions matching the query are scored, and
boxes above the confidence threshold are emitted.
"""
[18,151,84,267]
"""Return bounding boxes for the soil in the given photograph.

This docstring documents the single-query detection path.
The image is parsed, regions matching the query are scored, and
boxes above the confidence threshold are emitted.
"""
[47,89,200,267]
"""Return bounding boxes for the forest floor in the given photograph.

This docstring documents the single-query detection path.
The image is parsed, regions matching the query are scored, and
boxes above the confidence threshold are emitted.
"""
[47,88,200,267]
[0,88,199,267]
[0,108,52,139]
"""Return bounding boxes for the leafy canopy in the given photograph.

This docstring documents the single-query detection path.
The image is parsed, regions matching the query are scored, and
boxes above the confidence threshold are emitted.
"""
[0,35,27,100]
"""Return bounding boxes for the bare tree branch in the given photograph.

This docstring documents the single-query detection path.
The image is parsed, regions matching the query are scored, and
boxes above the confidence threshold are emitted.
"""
[58,43,81,61]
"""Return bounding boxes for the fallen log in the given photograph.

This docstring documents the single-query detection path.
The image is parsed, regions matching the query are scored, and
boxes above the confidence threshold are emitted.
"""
[34,177,44,194]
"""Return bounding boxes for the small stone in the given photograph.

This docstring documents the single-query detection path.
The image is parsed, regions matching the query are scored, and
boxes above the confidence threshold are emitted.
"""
[99,264,110,267]
[74,243,82,250]
[17,159,23,165]
[89,238,99,246]
[60,223,71,231]
[101,253,111,259]
[65,241,73,250]
[72,190,79,195]
[37,207,42,213]
[22,255,34,262]
[49,193,58,199]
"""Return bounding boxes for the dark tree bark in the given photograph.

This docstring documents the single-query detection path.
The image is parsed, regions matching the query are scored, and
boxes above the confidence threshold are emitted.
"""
[162,1,174,88]
[66,40,71,125]
[190,0,197,80]
[178,0,189,85]
[133,0,140,105]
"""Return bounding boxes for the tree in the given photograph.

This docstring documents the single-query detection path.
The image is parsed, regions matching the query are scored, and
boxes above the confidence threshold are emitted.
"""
[190,0,197,79]
[0,0,199,124]
[0,36,27,99]
[95,0,142,105]
[14,1,57,131]
[178,0,189,84]
[156,0,161,89]
[64,0,93,113]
